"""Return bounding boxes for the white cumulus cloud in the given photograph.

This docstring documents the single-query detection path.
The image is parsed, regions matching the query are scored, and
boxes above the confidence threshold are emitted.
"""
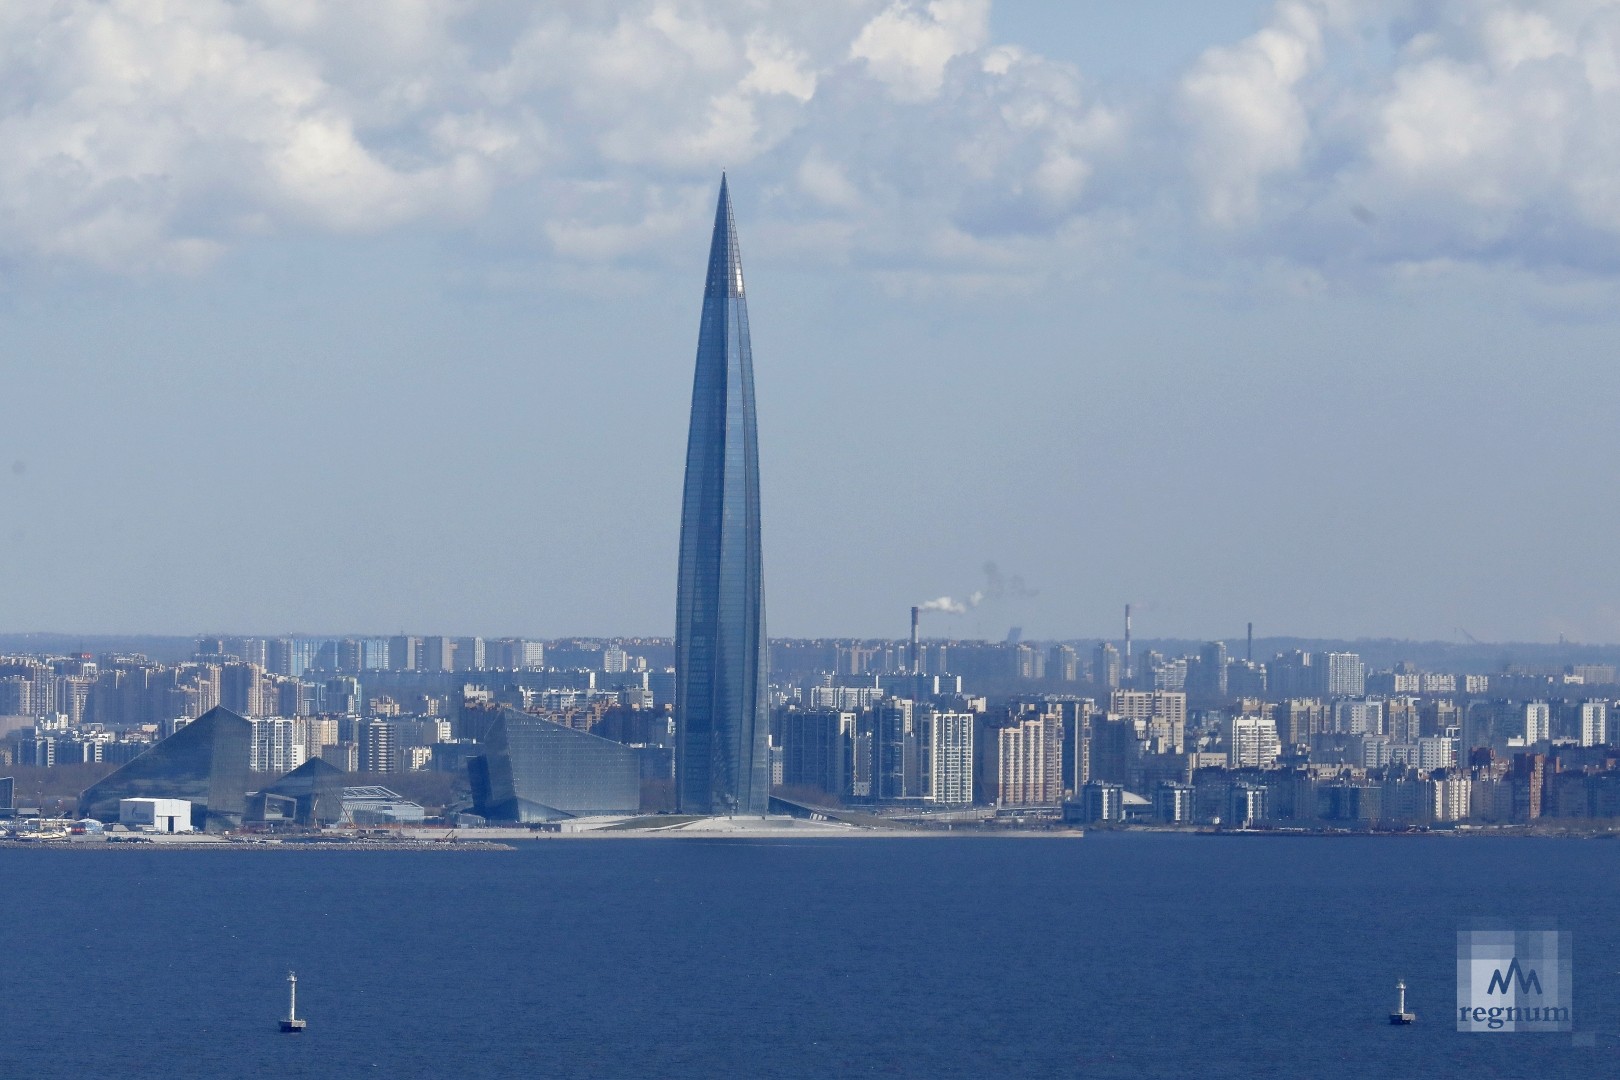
[1178,0,1620,277]
[848,0,989,102]
[1178,0,1326,227]
[0,0,1616,285]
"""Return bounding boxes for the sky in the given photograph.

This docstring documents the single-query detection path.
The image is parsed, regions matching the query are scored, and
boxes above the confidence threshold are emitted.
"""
[3,0,1620,644]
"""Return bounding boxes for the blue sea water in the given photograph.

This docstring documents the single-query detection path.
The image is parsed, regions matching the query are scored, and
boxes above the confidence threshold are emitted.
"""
[1,833,1616,1079]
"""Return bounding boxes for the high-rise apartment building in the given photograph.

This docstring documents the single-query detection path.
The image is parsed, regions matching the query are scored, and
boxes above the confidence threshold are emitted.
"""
[1420,699,1461,738]
[387,635,421,671]
[1268,650,1315,699]
[928,710,974,805]
[1323,652,1366,697]
[1417,736,1458,771]
[1153,781,1195,824]
[250,717,305,774]
[1109,690,1187,754]
[994,710,1062,806]
[1229,784,1268,826]
[1047,644,1079,682]
[1276,698,1327,745]
[482,638,541,671]
[1580,701,1608,747]
[452,637,485,672]
[1079,781,1124,823]
[336,639,363,672]
[265,639,297,677]
[871,698,917,801]
[1193,642,1228,700]
[1092,643,1121,690]
[0,674,37,717]
[1225,714,1281,768]
[421,636,453,673]
[323,677,362,716]
[1015,644,1045,680]
[56,676,92,725]
[1141,655,1188,692]
[674,177,770,816]
[1386,697,1421,742]
[779,708,848,798]
[301,717,340,762]
[220,662,271,718]
[1523,701,1551,744]
[223,637,269,668]
[1333,698,1385,736]
[1225,659,1267,699]
[1062,699,1096,787]
[359,719,395,773]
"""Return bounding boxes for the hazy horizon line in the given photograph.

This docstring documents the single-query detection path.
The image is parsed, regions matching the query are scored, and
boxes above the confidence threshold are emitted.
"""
[3,630,1620,651]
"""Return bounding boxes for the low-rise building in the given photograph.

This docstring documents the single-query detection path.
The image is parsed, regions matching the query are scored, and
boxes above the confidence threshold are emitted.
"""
[340,786,426,825]
[119,797,193,833]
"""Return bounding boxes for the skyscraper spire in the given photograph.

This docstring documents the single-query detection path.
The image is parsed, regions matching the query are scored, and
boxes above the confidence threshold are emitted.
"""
[675,176,770,815]
[705,173,745,300]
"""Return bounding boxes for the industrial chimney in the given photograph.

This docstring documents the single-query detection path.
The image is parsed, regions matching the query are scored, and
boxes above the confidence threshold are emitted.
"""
[910,606,921,675]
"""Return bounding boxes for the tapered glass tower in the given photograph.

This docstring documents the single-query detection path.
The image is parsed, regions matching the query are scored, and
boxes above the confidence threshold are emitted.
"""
[675,175,770,815]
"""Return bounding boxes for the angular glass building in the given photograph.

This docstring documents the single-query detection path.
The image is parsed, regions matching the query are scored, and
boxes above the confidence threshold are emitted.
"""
[675,175,771,815]
[79,706,252,832]
[468,709,640,822]
[250,756,347,827]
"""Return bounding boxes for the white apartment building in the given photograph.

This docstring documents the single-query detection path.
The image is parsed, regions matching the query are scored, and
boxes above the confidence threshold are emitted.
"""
[928,711,974,806]
[1580,702,1608,747]
[1523,701,1551,744]
[1226,714,1281,769]
[249,717,306,774]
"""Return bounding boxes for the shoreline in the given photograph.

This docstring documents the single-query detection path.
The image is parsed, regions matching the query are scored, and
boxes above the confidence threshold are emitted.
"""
[3,823,1615,848]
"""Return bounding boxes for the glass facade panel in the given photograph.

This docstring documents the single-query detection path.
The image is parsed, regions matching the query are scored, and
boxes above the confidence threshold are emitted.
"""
[675,176,771,815]
[260,756,347,826]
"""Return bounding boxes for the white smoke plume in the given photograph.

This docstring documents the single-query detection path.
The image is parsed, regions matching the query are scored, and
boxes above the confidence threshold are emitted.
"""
[918,586,990,615]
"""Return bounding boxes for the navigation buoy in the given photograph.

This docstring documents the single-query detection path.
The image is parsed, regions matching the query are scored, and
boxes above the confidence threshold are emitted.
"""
[1389,979,1415,1025]
[280,971,307,1032]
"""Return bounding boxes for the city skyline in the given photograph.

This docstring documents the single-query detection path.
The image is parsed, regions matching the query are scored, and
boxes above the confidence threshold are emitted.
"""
[11,623,1620,836]
[2,3,1619,642]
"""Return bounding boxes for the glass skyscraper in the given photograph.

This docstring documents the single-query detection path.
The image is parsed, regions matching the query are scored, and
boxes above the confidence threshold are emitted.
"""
[675,175,770,815]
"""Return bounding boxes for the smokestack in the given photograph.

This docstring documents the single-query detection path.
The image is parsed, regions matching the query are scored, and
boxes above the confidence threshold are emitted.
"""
[910,606,921,675]
[1246,622,1253,662]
